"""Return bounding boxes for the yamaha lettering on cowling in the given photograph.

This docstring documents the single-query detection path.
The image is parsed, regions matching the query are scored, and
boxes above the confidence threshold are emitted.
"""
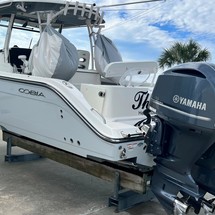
[132,91,149,115]
[19,88,45,97]
[143,63,215,214]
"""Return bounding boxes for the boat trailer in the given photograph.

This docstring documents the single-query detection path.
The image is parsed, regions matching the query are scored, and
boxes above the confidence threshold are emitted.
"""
[2,131,154,212]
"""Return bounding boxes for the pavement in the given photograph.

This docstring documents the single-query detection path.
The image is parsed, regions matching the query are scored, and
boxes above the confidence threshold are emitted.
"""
[0,140,168,215]
[0,140,209,215]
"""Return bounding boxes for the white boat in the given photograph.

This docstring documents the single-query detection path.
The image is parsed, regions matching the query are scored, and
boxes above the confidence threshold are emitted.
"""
[0,0,158,166]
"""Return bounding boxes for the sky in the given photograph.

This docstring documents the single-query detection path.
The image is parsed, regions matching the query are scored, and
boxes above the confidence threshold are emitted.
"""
[1,0,215,66]
[79,0,215,63]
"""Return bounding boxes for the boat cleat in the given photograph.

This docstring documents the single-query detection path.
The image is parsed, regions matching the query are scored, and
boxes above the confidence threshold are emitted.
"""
[202,199,215,215]
[174,198,194,215]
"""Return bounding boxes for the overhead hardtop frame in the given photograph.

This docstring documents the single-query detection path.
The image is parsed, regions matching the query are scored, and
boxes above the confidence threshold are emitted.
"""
[0,1,106,70]
[0,0,105,28]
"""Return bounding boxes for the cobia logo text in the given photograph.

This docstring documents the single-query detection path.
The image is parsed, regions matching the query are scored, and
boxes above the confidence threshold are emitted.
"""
[18,88,45,97]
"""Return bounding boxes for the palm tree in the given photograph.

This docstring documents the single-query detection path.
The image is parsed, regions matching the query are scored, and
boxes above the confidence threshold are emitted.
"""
[158,39,211,69]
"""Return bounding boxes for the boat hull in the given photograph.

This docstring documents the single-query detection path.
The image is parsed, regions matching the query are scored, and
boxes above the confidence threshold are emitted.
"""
[0,72,153,166]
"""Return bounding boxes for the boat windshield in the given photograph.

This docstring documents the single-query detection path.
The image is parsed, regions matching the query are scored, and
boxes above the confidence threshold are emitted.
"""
[0,18,90,53]
[10,27,40,49]
[0,18,40,49]
[0,25,7,50]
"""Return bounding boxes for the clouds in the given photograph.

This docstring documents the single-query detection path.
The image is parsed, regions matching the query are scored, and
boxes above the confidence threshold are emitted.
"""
[1,0,214,64]
[78,0,215,62]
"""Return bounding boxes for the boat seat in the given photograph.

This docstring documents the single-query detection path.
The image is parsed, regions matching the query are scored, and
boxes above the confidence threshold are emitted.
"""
[103,61,158,86]
[9,47,31,72]
[94,34,158,86]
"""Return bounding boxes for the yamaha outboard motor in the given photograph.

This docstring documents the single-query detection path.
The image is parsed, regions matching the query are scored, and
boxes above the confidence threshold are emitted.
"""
[143,63,215,214]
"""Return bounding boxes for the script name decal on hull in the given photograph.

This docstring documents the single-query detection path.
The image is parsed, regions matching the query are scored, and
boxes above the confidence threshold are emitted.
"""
[132,91,149,115]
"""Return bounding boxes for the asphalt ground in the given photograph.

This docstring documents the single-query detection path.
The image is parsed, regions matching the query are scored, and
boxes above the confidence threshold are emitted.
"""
[0,139,168,215]
[0,140,209,215]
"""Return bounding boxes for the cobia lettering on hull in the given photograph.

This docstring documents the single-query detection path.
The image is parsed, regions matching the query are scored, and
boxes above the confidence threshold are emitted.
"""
[18,88,45,97]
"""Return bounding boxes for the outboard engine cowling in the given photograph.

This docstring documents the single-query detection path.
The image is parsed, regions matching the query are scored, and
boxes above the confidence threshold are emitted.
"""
[144,63,215,214]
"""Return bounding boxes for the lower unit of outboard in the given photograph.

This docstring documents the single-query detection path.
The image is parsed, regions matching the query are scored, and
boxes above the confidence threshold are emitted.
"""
[143,63,215,214]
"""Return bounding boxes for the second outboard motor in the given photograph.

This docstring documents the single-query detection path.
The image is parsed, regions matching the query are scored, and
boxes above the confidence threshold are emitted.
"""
[143,63,215,214]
